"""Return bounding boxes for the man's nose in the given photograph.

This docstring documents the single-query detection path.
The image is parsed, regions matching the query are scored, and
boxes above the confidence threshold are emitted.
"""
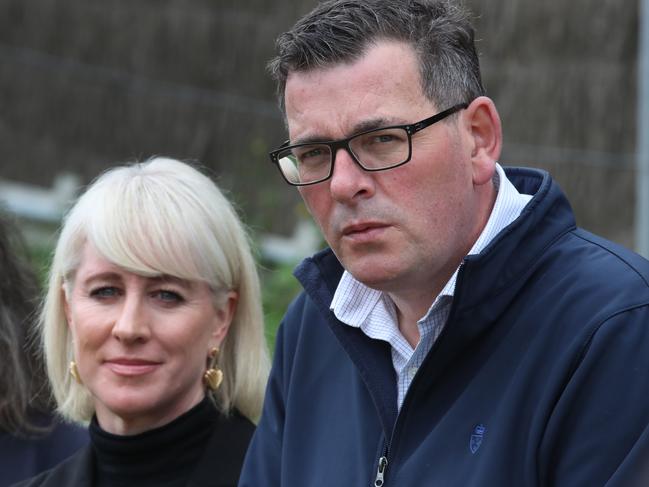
[328,147,375,203]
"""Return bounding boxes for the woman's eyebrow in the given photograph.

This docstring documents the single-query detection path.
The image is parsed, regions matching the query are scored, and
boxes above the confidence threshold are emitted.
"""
[81,271,121,286]
[150,275,193,288]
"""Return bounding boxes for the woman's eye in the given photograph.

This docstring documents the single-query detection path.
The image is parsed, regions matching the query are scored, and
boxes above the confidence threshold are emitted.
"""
[89,287,120,299]
[154,290,184,303]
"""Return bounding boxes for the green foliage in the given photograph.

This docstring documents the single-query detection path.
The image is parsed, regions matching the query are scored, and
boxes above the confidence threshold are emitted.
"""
[26,244,54,290]
[259,260,302,353]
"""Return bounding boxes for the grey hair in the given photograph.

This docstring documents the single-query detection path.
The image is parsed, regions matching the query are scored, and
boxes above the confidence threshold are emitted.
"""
[268,0,484,113]
[41,158,270,423]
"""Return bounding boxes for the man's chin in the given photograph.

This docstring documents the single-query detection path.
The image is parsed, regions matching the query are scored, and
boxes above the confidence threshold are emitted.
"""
[343,260,402,291]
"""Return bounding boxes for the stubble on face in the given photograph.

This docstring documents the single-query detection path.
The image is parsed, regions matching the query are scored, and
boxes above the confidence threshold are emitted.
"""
[286,41,483,306]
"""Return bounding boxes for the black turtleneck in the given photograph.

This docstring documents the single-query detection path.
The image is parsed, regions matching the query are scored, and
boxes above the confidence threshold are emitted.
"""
[89,397,250,487]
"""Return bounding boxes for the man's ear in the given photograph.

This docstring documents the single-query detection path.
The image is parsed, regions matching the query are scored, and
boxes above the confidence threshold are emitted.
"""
[462,96,502,186]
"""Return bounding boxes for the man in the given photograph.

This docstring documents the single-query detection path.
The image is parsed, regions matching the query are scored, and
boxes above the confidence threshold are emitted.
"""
[240,1,649,485]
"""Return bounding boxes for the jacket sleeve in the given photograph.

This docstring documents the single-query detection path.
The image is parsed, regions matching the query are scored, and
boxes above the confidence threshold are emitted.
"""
[539,305,649,487]
[239,294,304,487]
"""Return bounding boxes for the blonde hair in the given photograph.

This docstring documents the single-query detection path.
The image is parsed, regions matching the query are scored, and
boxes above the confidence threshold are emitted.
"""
[41,157,269,423]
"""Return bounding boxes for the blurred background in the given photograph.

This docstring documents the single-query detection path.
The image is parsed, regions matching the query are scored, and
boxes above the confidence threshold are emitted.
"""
[0,0,644,343]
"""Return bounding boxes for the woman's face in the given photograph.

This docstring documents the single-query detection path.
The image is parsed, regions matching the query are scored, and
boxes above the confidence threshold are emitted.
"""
[64,242,235,435]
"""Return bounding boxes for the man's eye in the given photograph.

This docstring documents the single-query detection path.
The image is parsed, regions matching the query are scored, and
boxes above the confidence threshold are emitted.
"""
[373,134,396,143]
[296,146,329,165]
[366,130,407,145]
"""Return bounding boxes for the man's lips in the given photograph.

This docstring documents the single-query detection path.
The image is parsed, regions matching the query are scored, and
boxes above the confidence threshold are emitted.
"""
[341,222,389,242]
[104,358,162,376]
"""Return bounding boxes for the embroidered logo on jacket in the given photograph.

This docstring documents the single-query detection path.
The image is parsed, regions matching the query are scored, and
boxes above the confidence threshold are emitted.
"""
[469,424,486,454]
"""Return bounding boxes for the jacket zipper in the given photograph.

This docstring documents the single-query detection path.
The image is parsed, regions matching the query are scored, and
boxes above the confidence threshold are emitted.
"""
[373,429,392,486]
[374,455,388,486]
[371,262,467,487]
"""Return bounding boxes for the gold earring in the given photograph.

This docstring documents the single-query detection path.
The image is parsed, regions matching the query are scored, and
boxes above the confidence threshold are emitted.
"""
[69,361,82,385]
[203,347,223,391]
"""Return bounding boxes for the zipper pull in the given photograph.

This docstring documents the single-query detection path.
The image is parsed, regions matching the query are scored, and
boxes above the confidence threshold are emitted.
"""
[374,456,388,487]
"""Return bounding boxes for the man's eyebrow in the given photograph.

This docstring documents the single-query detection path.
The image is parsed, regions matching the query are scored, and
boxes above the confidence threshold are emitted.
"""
[290,117,403,145]
[350,117,400,134]
[290,134,332,145]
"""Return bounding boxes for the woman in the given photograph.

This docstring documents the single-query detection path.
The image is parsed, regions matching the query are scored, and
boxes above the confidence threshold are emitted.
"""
[15,158,270,487]
[0,210,88,487]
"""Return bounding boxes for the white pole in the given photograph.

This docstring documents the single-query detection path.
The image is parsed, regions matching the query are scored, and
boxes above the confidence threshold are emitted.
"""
[636,0,649,257]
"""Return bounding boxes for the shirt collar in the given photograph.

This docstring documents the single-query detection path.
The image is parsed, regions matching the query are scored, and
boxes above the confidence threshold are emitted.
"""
[331,163,532,327]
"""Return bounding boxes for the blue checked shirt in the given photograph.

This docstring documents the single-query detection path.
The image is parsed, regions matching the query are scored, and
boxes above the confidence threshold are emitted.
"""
[331,164,533,409]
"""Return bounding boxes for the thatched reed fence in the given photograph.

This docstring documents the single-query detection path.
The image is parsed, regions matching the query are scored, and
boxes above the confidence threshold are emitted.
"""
[0,0,639,248]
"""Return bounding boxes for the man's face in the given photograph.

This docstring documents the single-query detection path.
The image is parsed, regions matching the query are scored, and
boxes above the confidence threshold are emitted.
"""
[284,41,492,299]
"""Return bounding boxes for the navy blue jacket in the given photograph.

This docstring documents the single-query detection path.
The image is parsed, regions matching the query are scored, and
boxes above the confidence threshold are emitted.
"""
[0,414,88,487]
[240,168,649,486]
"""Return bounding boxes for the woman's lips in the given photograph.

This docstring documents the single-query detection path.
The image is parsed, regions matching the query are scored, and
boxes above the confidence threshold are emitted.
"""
[104,359,161,376]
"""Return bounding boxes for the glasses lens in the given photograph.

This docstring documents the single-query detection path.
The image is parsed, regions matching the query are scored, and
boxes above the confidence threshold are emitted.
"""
[277,144,332,184]
[349,128,409,170]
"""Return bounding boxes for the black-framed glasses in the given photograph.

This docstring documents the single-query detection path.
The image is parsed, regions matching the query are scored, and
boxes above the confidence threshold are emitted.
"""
[269,103,468,186]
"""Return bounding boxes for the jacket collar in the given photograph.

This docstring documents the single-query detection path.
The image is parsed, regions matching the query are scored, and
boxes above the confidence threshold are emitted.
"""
[293,167,576,430]
[295,168,575,334]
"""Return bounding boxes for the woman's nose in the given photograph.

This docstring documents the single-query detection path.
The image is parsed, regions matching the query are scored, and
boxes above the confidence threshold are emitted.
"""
[111,294,151,343]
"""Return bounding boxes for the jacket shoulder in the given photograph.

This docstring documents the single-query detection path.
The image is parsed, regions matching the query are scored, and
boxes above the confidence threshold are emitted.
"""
[11,446,92,487]
[571,228,649,286]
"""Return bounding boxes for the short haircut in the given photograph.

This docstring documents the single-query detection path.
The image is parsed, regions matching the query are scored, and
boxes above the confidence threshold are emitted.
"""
[41,157,270,423]
[268,0,485,113]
